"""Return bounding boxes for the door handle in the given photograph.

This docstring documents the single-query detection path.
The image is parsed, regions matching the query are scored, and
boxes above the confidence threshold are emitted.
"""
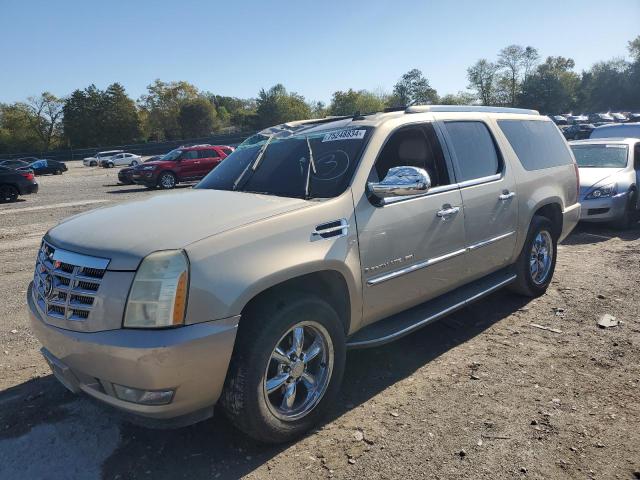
[436,206,461,218]
[499,191,516,201]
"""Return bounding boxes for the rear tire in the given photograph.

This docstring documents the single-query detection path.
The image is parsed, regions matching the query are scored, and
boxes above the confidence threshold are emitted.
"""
[54,169,62,175]
[0,185,19,203]
[221,294,346,444]
[612,190,638,230]
[509,216,557,297]
[90,161,97,167]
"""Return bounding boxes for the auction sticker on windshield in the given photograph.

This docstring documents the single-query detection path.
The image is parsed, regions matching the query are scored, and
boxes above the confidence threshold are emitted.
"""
[322,129,366,142]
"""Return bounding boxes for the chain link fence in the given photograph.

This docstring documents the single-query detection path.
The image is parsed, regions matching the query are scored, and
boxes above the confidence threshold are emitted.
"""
[2,131,255,162]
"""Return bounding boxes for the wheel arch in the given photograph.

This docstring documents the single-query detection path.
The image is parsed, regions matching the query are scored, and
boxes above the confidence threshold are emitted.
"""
[532,202,563,240]
[239,269,352,336]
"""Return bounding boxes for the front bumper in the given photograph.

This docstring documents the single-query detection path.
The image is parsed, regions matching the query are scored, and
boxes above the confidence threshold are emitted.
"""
[579,192,628,222]
[28,283,239,422]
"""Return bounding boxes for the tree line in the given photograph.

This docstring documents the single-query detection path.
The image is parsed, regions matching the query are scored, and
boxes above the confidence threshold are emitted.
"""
[1,36,638,155]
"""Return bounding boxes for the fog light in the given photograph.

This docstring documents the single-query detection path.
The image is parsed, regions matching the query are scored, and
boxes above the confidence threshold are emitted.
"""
[113,384,175,405]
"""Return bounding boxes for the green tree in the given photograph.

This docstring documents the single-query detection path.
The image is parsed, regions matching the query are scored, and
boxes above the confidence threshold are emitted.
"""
[390,69,438,106]
[102,83,141,145]
[178,98,216,138]
[255,84,311,128]
[439,91,476,105]
[519,56,580,113]
[0,103,45,153]
[63,85,107,147]
[579,59,631,112]
[467,59,499,105]
[139,79,199,140]
[329,89,387,115]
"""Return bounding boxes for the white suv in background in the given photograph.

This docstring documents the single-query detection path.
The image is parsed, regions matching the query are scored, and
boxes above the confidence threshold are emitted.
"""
[100,152,142,168]
[83,150,123,167]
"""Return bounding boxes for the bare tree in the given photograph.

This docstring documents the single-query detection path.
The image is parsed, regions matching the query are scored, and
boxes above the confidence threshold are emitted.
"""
[467,59,499,105]
[19,92,64,152]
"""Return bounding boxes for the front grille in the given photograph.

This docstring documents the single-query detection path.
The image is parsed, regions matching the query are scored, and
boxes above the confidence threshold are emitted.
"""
[33,240,109,322]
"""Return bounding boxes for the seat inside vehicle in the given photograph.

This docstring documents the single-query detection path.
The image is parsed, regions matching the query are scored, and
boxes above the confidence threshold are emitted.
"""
[373,126,448,187]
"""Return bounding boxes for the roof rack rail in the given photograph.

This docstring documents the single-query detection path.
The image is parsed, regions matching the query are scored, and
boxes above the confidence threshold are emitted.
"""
[404,105,539,115]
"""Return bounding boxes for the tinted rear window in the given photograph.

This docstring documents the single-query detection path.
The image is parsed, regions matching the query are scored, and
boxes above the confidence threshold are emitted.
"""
[498,120,573,170]
[444,121,500,182]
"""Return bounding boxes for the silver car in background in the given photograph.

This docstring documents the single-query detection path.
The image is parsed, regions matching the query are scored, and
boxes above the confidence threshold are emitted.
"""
[570,138,640,228]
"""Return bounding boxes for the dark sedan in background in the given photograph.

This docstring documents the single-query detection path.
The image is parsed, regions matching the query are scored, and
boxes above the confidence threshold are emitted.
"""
[0,166,38,202]
[0,158,67,175]
[24,159,67,175]
[118,155,162,184]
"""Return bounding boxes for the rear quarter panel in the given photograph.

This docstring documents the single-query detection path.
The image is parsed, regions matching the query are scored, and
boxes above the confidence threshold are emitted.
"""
[489,116,579,255]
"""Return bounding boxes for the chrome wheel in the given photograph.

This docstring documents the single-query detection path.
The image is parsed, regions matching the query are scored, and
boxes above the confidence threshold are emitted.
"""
[160,173,175,189]
[263,321,334,421]
[529,230,553,285]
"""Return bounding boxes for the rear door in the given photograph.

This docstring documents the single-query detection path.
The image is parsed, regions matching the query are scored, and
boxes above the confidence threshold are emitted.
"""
[197,148,222,177]
[439,119,518,281]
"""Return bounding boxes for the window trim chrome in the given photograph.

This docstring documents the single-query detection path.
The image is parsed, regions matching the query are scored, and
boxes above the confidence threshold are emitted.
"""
[366,231,516,286]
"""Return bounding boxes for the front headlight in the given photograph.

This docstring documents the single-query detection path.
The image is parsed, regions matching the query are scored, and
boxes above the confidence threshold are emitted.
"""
[586,183,617,199]
[141,165,156,171]
[124,250,189,328]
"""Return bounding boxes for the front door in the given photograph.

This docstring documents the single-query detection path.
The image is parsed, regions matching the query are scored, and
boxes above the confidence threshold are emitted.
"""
[439,119,518,280]
[355,122,467,325]
[177,150,200,180]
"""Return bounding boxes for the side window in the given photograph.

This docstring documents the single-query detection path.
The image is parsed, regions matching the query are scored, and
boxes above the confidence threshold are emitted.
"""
[182,150,198,160]
[372,123,451,187]
[444,121,501,182]
[498,119,574,170]
[221,147,234,156]
[199,149,217,159]
[635,144,640,170]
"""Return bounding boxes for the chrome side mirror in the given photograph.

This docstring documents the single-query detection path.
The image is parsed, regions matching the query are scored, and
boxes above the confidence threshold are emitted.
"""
[368,166,431,204]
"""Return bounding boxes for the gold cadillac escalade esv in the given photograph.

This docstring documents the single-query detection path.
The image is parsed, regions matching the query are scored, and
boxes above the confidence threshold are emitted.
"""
[28,105,581,443]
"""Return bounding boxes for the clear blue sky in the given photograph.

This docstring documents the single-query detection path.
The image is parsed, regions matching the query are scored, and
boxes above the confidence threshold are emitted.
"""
[1,0,638,104]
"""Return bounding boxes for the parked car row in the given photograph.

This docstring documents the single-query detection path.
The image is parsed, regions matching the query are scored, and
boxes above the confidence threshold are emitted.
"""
[0,157,67,202]
[550,112,640,126]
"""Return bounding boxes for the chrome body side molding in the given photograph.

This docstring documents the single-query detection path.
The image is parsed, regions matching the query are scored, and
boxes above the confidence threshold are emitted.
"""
[366,231,515,286]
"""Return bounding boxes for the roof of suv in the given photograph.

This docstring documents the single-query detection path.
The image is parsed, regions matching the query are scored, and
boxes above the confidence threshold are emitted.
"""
[260,105,544,137]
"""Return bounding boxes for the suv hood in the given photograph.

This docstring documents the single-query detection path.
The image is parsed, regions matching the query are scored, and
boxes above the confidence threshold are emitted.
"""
[46,190,310,270]
[578,167,625,190]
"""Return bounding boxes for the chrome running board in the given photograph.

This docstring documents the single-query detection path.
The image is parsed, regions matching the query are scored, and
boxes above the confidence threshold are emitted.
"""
[347,267,517,349]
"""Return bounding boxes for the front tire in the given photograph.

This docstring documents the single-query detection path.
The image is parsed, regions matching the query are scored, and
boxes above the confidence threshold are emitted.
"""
[0,185,19,203]
[509,216,557,297]
[612,190,638,230]
[158,172,176,189]
[221,294,346,444]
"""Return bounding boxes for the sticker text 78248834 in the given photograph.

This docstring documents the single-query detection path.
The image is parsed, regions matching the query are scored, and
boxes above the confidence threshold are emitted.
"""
[322,129,366,142]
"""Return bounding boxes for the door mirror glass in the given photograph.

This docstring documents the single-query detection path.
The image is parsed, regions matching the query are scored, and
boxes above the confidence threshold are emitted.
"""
[367,166,431,204]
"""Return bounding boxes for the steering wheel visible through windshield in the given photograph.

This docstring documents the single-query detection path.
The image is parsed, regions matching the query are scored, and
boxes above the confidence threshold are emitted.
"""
[196,126,373,199]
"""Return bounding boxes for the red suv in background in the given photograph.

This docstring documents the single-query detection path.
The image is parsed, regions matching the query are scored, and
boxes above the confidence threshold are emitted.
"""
[131,144,234,189]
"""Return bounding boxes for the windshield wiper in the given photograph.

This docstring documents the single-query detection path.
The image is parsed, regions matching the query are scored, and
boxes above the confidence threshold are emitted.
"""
[304,136,317,199]
[232,134,274,191]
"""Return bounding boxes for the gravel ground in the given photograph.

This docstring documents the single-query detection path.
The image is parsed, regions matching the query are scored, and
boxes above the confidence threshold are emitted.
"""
[0,163,638,480]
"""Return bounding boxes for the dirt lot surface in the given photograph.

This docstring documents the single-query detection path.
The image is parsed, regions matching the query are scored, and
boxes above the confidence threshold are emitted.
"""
[0,164,639,479]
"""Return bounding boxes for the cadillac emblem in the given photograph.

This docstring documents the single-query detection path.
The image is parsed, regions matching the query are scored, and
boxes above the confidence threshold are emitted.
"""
[44,273,55,300]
